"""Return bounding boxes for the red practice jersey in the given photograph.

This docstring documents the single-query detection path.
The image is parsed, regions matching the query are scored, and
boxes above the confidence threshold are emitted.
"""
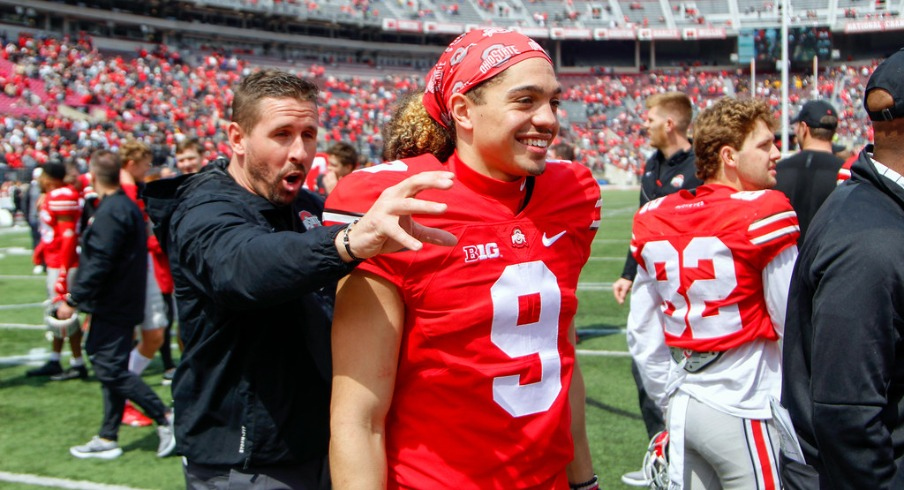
[325,153,600,489]
[37,185,81,269]
[630,184,799,352]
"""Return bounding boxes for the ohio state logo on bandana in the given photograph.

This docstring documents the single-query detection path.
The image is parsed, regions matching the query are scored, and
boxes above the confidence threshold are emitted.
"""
[479,44,523,74]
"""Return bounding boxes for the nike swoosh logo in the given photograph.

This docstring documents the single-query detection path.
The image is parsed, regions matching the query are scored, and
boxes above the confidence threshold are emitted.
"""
[542,231,567,247]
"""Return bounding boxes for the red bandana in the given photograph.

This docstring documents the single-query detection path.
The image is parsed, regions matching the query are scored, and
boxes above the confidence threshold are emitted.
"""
[422,28,552,129]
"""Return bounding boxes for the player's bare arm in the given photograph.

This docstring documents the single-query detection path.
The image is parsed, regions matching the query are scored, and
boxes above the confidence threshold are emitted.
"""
[567,321,597,486]
[330,271,405,489]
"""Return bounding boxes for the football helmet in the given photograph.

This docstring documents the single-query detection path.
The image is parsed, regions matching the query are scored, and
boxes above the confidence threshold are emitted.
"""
[44,302,80,339]
[642,430,670,490]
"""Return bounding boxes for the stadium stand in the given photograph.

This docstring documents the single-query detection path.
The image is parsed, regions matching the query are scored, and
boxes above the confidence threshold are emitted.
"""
[0,0,899,187]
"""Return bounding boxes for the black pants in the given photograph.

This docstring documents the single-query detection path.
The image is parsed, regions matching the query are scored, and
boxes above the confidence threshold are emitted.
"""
[86,317,168,441]
[158,293,177,371]
[631,359,665,439]
[184,457,330,490]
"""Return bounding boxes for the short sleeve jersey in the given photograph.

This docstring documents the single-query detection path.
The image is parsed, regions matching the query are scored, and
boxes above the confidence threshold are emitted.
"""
[630,184,799,352]
[324,153,601,489]
[38,185,81,269]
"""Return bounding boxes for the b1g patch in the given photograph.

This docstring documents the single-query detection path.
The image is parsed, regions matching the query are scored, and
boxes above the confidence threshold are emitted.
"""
[298,211,322,231]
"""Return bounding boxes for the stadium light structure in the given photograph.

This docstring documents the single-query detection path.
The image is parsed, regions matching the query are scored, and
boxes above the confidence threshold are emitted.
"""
[781,0,790,157]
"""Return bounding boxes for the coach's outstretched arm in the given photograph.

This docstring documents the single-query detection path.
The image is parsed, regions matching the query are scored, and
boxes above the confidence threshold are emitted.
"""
[334,171,456,263]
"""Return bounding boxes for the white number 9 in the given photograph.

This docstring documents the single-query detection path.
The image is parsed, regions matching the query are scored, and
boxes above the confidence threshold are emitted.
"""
[490,261,563,417]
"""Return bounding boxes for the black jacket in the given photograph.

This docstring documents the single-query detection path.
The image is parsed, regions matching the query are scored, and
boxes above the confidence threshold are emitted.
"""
[782,146,904,489]
[620,147,701,280]
[145,159,355,467]
[773,150,844,243]
[70,189,147,327]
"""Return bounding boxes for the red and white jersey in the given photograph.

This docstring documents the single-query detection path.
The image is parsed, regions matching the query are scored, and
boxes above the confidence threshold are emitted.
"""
[836,152,858,185]
[631,185,798,352]
[628,184,798,418]
[303,152,329,191]
[325,153,600,489]
[38,185,81,269]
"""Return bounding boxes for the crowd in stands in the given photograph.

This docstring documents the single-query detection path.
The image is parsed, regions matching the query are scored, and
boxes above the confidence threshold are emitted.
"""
[0,30,881,189]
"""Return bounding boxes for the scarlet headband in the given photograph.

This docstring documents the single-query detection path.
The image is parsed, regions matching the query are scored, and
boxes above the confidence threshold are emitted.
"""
[423,28,552,129]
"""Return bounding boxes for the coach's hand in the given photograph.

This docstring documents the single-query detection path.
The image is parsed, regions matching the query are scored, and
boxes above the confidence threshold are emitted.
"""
[56,302,76,320]
[335,171,457,262]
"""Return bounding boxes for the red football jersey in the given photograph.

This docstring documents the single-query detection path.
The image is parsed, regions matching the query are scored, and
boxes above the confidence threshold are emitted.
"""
[630,184,799,352]
[325,153,600,489]
[38,185,81,269]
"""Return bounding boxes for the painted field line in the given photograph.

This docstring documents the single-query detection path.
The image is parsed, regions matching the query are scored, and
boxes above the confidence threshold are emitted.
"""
[0,274,45,280]
[576,349,631,358]
[0,302,45,310]
[602,206,639,217]
[0,322,44,330]
[0,350,60,366]
[0,246,32,255]
[0,471,150,490]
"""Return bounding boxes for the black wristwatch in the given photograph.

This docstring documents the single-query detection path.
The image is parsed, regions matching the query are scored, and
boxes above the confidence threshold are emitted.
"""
[64,293,78,308]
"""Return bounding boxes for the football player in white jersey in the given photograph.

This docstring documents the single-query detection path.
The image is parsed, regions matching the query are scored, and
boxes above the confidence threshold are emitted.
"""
[628,97,799,489]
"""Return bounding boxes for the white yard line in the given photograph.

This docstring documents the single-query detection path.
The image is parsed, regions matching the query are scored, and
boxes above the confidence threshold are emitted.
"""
[576,349,632,358]
[0,471,150,490]
[576,282,613,291]
[0,322,44,330]
[0,302,45,310]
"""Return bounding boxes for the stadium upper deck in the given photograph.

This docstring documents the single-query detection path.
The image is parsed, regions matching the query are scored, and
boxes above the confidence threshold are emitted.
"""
[1,0,901,72]
[0,0,895,186]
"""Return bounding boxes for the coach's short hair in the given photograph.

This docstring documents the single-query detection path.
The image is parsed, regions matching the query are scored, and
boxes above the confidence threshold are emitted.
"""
[693,98,776,181]
[646,92,693,135]
[232,70,319,133]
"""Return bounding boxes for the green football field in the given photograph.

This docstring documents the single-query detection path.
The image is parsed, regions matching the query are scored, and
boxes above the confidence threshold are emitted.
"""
[0,188,648,489]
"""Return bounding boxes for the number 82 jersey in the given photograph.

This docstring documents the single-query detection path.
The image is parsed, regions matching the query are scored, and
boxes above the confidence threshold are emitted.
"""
[630,184,799,352]
[325,153,601,489]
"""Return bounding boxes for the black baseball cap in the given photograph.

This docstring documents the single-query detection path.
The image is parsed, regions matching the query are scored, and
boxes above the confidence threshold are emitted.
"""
[42,162,67,181]
[865,47,904,122]
[791,100,838,130]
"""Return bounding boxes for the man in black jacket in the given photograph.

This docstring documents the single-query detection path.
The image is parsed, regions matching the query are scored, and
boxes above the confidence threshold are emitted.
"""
[774,99,844,243]
[782,47,904,489]
[145,70,455,489]
[56,149,175,460]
